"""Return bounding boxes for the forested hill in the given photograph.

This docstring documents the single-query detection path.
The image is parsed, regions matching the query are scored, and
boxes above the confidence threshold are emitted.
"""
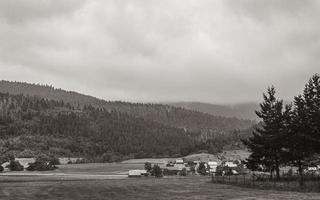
[168,102,259,121]
[0,81,254,134]
[0,92,249,161]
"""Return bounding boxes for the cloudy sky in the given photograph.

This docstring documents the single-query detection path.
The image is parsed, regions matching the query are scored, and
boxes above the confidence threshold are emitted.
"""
[0,0,319,104]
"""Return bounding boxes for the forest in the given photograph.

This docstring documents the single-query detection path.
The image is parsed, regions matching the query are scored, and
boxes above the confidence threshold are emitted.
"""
[0,91,252,162]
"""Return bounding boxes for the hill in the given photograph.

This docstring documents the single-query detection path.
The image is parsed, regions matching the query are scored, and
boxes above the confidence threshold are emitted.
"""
[0,92,255,161]
[0,81,255,133]
[0,81,257,160]
[0,92,200,161]
[167,102,259,121]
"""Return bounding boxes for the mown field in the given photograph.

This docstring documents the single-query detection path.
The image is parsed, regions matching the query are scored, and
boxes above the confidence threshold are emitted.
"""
[0,163,319,200]
[1,176,319,200]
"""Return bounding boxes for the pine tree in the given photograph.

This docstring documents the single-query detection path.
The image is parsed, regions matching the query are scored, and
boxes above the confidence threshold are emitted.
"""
[285,74,320,185]
[243,86,286,179]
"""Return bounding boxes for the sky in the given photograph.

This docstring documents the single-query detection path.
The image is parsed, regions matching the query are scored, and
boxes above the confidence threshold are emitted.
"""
[0,0,319,104]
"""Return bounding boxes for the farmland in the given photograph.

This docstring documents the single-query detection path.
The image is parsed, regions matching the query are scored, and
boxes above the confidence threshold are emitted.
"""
[0,163,319,200]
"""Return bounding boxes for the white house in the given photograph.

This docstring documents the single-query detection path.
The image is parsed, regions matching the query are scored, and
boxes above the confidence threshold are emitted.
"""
[208,161,218,173]
[225,161,237,168]
[128,170,147,177]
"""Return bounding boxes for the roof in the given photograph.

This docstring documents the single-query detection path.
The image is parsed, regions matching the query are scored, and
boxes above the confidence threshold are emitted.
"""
[208,161,218,165]
[175,159,184,164]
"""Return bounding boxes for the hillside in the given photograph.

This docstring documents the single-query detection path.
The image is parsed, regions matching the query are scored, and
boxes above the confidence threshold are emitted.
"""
[0,81,255,134]
[0,92,199,161]
[168,102,259,121]
[0,92,254,161]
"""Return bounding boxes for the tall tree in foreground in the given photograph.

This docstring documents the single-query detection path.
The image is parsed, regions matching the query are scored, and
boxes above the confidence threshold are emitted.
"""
[285,74,320,185]
[243,86,286,179]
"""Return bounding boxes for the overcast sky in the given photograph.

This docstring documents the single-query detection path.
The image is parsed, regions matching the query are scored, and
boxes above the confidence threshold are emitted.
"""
[0,0,319,104]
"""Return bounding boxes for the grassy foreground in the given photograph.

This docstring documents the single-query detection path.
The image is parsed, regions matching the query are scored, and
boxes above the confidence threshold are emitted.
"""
[0,175,319,200]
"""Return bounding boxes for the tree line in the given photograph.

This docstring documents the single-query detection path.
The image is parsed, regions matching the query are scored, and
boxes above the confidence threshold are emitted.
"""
[0,91,250,162]
[244,74,320,183]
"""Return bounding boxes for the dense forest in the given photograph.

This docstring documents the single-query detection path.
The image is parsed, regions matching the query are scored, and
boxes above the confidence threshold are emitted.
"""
[169,102,259,120]
[0,92,253,162]
[0,81,254,134]
[0,81,256,161]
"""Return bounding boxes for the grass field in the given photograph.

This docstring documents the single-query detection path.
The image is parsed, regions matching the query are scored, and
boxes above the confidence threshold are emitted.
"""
[0,163,320,200]
[1,176,320,200]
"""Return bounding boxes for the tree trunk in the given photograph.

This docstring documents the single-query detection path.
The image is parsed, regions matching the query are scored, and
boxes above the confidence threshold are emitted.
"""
[275,157,280,180]
[298,161,304,187]
[275,167,280,180]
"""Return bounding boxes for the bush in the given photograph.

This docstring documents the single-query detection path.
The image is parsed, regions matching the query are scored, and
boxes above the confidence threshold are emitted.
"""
[0,165,4,172]
[163,168,179,176]
[197,162,207,175]
[26,156,58,171]
[144,162,152,172]
[179,168,187,176]
[151,164,163,178]
[8,160,24,171]
[190,166,196,174]
[48,156,60,166]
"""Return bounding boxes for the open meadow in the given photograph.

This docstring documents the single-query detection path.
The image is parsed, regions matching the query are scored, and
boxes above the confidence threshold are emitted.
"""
[0,163,320,200]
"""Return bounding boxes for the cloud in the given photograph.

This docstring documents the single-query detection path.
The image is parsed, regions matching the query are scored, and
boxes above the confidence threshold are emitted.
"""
[0,0,319,103]
[0,0,86,24]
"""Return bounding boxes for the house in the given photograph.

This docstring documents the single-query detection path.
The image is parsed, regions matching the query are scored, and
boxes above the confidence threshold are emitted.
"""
[128,170,147,177]
[224,161,237,168]
[208,161,218,173]
[174,159,185,170]
[175,159,184,164]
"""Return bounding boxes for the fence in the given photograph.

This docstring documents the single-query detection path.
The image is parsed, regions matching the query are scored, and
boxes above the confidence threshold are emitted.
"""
[211,171,320,192]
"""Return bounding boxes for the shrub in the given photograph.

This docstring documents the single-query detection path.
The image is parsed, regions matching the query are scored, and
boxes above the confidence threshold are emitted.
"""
[144,162,152,172]
[8,160,24,171]
[197,162,207,175]
[152,164,163,178]
[179,168,187,176]
[163,168,179,176]
[190,166,196,174]
[48,156,60,166]
[26,156,58,171]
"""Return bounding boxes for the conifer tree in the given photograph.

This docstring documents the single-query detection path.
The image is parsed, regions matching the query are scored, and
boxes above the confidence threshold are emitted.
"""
[285,74,320,183]
[243,86,286,179]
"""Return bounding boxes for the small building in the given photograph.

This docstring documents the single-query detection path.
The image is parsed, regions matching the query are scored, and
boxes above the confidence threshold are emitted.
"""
[128,170,147,177]
[208,161,218,173]
[175,159,184,164]
[225,161,237,168]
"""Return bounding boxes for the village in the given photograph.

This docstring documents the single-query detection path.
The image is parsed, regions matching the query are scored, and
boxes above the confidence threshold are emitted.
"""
[128,158,242,177]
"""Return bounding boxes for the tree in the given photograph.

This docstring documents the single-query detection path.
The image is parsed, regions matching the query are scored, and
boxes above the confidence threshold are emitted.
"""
[8,160,24,171]
[302,74,320,152]
[144,162,152,172]
[26,155,58,171]
[197,162,207,175]
[151,164,163,178]
[285,74,320,185]
[243,87,286,179]
[179,167,187,176]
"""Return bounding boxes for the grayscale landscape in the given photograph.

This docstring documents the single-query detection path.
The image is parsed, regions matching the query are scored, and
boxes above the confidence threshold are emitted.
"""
[0,0,320,199]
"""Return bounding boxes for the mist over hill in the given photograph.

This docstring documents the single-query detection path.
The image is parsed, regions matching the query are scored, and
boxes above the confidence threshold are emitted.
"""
[0,80,256,160]
[0,81,255,132]
[167,102,259,121]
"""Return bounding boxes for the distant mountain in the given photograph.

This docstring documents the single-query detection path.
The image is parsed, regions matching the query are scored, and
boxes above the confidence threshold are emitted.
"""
[0,81,255,133]
[0,80,256,159]
[167,102,259,121]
